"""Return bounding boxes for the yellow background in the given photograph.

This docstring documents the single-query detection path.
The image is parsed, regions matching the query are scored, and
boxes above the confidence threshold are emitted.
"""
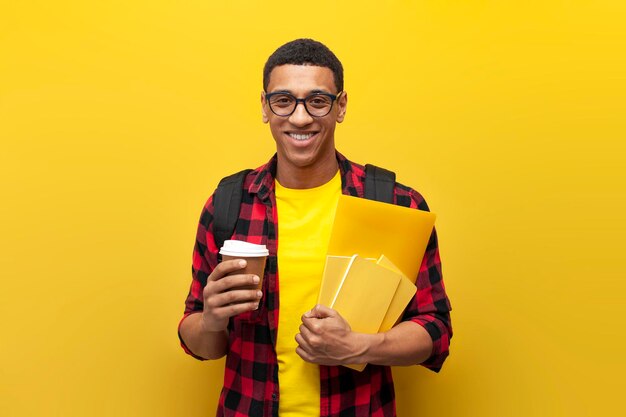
[1,1,624,416]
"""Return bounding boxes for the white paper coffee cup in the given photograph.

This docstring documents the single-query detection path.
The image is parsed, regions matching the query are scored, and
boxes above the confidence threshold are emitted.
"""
[220,240,268,290]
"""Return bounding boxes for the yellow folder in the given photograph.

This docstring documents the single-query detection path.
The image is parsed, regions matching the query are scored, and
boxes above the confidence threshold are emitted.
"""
[327,194,436,283]
[328,255,402,371]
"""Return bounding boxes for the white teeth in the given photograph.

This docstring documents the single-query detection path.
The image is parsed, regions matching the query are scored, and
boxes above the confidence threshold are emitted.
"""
[289,133,314,141]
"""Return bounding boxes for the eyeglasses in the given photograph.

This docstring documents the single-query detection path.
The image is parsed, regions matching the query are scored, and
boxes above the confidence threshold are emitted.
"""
[265,91,342,117]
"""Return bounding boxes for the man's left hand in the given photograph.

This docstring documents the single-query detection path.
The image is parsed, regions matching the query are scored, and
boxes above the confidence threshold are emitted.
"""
[295,304,365,366]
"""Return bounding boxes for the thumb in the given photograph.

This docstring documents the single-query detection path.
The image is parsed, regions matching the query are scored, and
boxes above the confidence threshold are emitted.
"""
[307,304,336,319]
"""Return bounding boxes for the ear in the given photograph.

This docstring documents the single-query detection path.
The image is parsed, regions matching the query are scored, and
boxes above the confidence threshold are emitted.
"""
[261,92,269,123]
[336,91,348,123]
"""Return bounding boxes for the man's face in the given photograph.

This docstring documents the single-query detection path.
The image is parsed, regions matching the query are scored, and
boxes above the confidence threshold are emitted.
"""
[261,64,347,173]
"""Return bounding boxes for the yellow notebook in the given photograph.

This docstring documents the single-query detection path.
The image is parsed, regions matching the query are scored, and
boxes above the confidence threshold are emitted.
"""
[318,255,353,307]
[329,255,402,371]
[327,194,436,282]
[376,255,417,332]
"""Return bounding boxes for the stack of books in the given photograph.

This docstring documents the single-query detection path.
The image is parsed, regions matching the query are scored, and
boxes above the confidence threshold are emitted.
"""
[318,195,437,371]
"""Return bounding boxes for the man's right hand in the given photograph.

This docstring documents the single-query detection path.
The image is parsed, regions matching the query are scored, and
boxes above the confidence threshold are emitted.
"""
[201,259,263,332]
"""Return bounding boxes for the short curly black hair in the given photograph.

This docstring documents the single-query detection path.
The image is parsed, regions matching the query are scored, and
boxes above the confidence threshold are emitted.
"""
[263,38,344,93]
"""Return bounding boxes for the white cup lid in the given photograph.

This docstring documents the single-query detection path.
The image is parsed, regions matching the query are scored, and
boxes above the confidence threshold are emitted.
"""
[219,240,269,257]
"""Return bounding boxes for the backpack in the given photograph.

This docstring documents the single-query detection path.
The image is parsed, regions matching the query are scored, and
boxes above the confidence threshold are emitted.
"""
[212,164,396,251]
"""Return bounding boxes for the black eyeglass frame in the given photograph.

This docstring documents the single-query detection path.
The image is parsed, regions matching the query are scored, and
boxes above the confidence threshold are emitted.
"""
[264,91,343,117]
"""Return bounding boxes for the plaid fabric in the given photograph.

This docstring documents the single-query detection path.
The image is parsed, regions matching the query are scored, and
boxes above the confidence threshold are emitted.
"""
[180,152,452,417]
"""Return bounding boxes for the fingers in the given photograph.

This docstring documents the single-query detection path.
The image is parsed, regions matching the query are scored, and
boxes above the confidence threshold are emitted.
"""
[295,325,333,365]
[300,305,335,334]
[297,322,315,343]
[208,259,248,281]
[297,316,327,354]
[201,285,262,332]
[206,273,260,295]
[301,305,337,333]
[303,304,335,319]
[211,299,262,318]
[312,304,335,317]
[201,296,261,332]
[206,288,263,310]
[295,332,316,362]
[202,265,263,330]
[200,260,264,332]
[295,345,314,363]
[300,314,322,334]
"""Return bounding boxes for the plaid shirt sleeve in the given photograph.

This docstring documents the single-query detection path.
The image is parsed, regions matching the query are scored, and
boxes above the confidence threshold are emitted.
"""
[396,186,452,372]
[178,194,218,360]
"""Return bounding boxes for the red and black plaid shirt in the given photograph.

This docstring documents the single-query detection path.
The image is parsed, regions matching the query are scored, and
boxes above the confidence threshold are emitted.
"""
[180,152,452,417]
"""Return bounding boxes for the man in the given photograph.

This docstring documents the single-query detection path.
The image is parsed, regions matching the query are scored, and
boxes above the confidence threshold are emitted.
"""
[179,38,452,417]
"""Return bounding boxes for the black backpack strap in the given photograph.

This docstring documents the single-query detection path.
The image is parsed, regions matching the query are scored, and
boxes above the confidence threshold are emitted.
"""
[213,169,253,253]
[364,164,396,203]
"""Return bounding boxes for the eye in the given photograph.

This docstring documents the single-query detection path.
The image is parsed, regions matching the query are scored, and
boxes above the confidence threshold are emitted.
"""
[269,94,294,107]
[307,95,332,108]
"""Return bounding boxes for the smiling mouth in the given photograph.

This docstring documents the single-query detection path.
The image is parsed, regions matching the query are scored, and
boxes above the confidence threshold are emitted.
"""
[288,132,316,141]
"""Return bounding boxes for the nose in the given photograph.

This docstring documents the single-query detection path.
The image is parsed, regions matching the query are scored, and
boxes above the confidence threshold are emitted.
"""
[288,101,314,126]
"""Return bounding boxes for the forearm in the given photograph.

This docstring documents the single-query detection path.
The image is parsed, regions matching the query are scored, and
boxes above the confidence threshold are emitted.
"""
[352,321,433,366]
[179,312,229,360]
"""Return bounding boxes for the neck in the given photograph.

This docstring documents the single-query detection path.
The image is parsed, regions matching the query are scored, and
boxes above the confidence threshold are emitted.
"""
[275,156,339,189]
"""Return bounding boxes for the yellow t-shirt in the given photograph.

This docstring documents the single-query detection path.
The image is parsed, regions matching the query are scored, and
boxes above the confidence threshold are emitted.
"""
[275,171,341,417]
